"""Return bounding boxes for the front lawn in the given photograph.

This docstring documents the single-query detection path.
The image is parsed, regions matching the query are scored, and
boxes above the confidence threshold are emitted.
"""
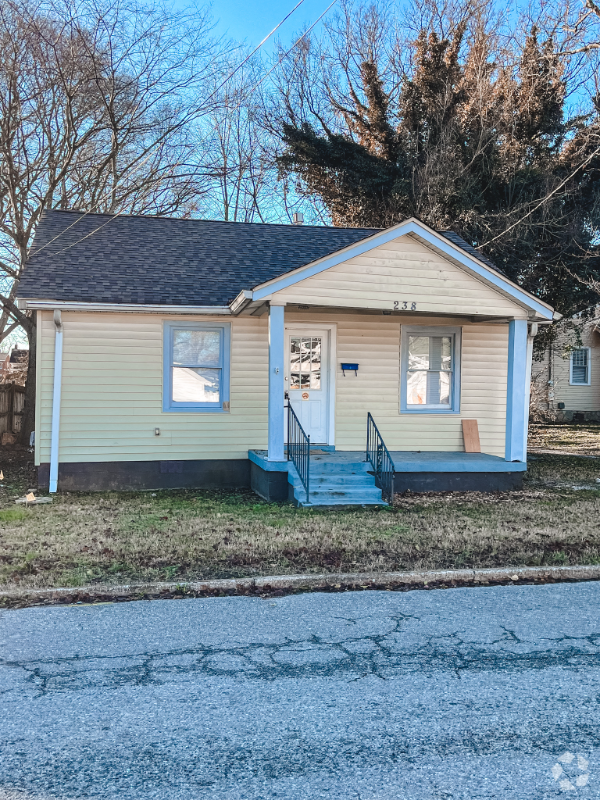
[529,422,600,456]
[1,443,600,591]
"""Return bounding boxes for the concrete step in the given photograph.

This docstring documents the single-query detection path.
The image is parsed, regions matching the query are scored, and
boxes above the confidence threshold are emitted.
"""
[288,473,377,490]
[308,461,371,474]
[286,455,388,507]
[299,498,386,507]
[308,487,383,501]
[309,474,372,486]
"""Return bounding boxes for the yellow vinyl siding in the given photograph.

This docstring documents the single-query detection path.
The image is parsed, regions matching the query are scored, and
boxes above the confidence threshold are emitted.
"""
[37,309,509,465]
[285,310,508,457]
[37,312,268,464]
[273,234,527,318]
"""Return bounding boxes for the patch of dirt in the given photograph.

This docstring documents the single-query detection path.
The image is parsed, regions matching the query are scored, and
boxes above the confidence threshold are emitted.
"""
[0,445,36,502]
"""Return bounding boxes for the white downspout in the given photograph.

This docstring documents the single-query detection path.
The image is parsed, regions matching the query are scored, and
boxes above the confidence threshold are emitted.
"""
[49,310,63,493]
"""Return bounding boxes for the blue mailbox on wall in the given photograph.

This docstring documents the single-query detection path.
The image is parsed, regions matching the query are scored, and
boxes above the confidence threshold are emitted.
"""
[341,363,359,376]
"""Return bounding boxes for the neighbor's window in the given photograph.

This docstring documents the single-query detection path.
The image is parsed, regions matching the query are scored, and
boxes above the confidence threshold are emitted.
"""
[570,348,590,385]
[163,323,230,412]
[401,327,461,413]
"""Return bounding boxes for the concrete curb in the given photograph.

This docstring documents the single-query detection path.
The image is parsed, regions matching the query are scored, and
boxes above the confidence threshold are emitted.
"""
[2,565,600,608]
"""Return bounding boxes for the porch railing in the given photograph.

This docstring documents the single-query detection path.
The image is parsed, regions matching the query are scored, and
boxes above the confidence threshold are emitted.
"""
[366,412,395,504]
[287,401,310,501]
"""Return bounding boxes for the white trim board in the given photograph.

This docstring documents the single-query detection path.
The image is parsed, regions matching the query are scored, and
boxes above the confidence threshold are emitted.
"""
[250,219,554,321]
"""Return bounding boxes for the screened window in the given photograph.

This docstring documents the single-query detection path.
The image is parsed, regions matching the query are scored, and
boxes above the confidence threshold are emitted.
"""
[401,327,461,413]
[570,348,590,385]
[163,323,230,412]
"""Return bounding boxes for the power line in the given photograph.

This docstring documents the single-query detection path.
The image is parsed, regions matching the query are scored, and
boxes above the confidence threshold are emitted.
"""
[203,0,309,109]
[478,143,600,249]
[242,0,337,101]
[36,0,311,258]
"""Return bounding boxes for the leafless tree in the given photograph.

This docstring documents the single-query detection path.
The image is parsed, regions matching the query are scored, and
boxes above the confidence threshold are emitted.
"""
[195,63,273,223]
[0,0,224,440]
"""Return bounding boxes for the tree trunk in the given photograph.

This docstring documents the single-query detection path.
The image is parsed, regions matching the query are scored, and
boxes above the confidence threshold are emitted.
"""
[20,318,36,446]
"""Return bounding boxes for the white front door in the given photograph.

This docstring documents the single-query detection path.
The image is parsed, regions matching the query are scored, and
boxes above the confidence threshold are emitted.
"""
[286,330,330,444]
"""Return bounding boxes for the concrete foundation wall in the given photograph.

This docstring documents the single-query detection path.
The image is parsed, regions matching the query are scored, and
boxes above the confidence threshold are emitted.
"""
[38,459,250,492]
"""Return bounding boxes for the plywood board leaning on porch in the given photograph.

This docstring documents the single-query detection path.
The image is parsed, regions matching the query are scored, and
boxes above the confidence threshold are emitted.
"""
[462,419,481,453]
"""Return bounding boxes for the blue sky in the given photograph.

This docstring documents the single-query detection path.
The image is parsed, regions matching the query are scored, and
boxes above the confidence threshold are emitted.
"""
[178,0,336,54]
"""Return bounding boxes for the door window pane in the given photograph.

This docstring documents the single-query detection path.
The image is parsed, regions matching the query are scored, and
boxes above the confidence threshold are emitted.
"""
[290,336,322,391]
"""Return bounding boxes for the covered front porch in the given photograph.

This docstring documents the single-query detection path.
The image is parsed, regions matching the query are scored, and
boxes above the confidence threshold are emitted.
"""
[264,305,532,458]
[250,298,533,505]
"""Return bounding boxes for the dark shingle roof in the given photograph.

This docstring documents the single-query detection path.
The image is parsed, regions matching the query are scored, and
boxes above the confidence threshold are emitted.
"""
[19,210,504,306]
[19,211,379,306]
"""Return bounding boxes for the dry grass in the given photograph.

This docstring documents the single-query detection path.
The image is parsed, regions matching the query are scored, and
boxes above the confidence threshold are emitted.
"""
[529,422,600,456]
[2,440,600,590]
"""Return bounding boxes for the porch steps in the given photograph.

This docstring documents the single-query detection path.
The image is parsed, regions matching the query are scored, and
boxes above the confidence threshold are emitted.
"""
[288,458,386,507]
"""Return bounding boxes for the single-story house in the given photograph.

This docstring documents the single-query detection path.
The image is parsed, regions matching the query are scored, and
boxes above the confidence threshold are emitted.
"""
[531,310,600,422]
[16,210,556,505]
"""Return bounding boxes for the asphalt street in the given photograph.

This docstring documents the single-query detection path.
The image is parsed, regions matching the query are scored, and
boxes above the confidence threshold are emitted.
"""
[1,582,599,800]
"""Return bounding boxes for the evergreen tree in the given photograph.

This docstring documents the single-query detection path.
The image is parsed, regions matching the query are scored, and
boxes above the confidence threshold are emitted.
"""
[277,12,600,317]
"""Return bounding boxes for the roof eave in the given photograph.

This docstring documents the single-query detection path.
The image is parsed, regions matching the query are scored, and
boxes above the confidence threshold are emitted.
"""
[16,298,232,315]
[229,290,253,315]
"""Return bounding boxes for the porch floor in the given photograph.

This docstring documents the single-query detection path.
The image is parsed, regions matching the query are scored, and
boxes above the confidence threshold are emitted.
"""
[249,450,527,473]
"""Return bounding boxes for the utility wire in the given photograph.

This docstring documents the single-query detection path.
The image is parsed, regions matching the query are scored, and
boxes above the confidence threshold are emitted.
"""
[240,0,336,102]
[36,0,311,258]
[478,143,600,249]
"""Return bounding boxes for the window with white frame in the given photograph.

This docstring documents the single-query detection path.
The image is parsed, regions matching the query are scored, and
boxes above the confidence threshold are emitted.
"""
[400,327,461,413]
[570,347,591,385]
[163,323,230,412]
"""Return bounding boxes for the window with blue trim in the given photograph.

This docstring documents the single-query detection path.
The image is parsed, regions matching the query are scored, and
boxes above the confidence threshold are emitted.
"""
[163,322,230,412]
[400,326,461,413]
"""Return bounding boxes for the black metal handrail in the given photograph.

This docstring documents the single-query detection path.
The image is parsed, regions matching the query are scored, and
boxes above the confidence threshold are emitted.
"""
[366,412,395,504]
[287,402,310,501]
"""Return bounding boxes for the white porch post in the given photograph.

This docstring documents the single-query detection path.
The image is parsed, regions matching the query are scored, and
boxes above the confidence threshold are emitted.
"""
[505,318,529,462]
[268,302,286,461]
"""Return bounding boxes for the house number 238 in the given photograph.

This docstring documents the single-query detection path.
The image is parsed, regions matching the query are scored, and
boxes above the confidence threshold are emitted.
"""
[394,300,417,310]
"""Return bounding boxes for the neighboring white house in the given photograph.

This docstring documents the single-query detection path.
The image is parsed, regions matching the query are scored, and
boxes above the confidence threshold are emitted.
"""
[16,210,556,505]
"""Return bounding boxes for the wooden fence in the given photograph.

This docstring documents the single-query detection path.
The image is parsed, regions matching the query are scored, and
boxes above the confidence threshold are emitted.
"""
[0,383,26,435]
